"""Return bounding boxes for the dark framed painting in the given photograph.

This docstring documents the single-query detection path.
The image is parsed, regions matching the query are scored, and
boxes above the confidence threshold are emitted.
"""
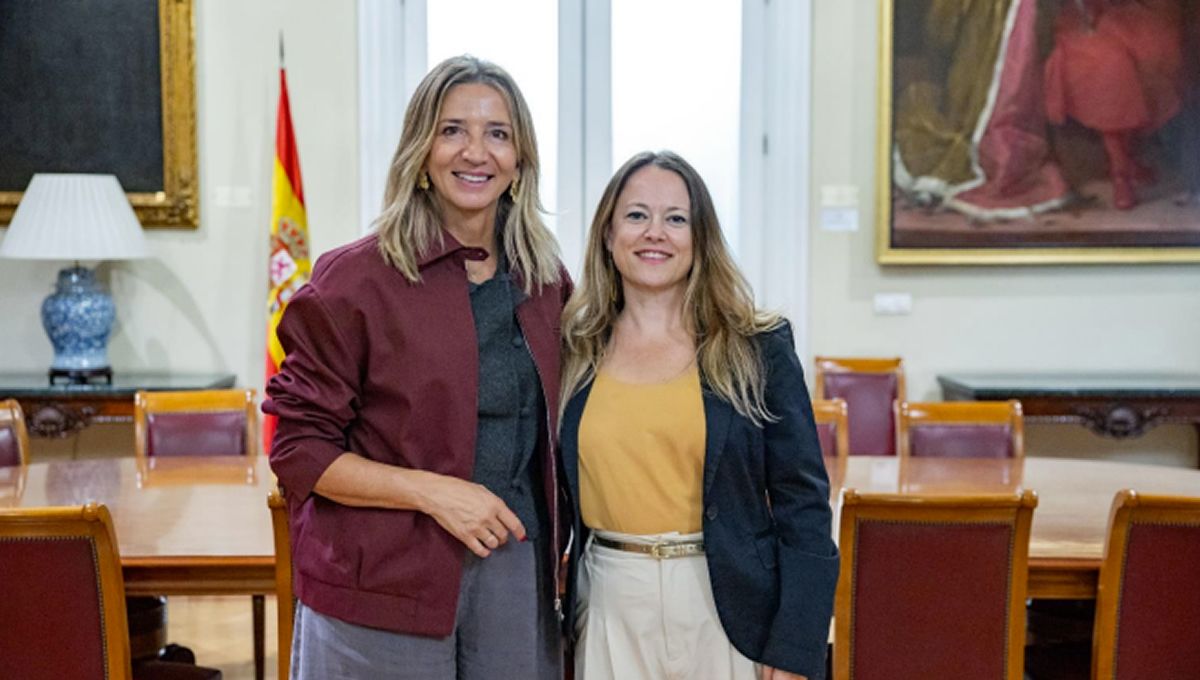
[0,0,197,228]
[876,0,1200,264]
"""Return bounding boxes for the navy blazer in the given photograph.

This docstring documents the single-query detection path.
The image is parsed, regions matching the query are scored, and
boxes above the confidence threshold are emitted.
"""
[560,322,839,679]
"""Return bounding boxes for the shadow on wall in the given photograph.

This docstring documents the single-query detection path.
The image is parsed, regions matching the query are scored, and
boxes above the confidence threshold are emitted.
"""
[97,258,229,376]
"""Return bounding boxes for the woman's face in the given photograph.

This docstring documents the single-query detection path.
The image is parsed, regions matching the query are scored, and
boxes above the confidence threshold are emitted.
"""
[425,83,518,225]
[606,165,695,299]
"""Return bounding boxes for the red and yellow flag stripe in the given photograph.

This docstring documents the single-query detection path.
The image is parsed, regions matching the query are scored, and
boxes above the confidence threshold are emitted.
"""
[264,67,311,454]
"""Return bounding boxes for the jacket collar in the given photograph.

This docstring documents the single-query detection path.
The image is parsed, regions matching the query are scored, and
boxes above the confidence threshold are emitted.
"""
[416,229,490,269]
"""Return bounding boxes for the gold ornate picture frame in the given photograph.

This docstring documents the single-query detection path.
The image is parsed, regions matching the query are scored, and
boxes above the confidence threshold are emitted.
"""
[876,0,1200,265]
[0,0,197,229]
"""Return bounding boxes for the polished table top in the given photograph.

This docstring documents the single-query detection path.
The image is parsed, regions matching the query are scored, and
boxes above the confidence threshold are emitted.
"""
[3,455,1198,599]
[0,455,274,596]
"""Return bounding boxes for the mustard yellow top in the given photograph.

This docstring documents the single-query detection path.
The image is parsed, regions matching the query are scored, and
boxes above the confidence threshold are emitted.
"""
[578,366,706,534]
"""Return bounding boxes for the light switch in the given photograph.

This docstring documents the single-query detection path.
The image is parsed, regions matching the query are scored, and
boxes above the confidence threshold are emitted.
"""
[873,292,912,315]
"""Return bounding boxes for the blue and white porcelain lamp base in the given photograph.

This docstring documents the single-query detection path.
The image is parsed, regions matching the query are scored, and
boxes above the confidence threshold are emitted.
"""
[42,264,116,385]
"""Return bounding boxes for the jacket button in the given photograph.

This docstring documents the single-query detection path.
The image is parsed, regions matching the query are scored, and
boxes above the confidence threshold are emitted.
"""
[706,505,718,520]
[520,406,531,417]
[511,336,524,348]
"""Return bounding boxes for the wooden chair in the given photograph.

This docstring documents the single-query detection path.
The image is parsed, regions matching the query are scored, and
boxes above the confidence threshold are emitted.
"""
[0,503,132,680]
[896,400,1024,459]
[0,398,30,467]
[812,397,849,491]
[268,489,295,680]
[1092,489,1200,679]
[134,389,258,461]
[835,489,1037,680]
[0,504,224,680]
[134,389,262,679]
[813,357,904,456]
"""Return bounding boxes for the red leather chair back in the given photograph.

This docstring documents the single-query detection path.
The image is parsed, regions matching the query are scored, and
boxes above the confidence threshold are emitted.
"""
[835,490,1036,680]
[908,423,1014,459]
[815,421,838,459]
[145,411,248,457]
[0,504,131,680]
[0,427,20,467]
[1094,490,1200,680]
[0,399,30,467]
[822,372,899,456]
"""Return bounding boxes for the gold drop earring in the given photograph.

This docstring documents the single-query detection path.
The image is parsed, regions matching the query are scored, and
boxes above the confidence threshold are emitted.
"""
[509,175,519,200]
[418,172,430,191]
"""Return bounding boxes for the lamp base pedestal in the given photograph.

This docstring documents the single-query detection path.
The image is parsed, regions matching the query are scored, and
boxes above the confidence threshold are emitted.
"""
[49,366,113,386]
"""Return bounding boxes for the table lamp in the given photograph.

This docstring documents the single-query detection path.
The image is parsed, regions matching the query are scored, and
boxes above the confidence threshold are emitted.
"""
[0,174,150,385]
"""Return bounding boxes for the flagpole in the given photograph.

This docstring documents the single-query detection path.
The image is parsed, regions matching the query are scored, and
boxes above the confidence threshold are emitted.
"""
[278,32,285,69]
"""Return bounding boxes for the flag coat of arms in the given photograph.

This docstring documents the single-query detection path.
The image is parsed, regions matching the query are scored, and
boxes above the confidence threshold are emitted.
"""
[265,67,311,454]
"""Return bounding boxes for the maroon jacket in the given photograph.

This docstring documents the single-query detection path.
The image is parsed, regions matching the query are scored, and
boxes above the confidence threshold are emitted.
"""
[263,232,570,636]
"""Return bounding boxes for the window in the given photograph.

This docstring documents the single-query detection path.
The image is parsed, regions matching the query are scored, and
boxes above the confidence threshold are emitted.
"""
[610,0,742,253]
[359,0,811,356]
[427,0,560,233]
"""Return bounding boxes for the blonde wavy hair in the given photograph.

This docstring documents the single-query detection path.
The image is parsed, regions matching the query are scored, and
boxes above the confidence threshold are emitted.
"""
[374,55,559,291]
[561,151,782,424]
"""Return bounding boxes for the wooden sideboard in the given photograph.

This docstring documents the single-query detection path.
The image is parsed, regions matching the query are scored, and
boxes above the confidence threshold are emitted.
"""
[939,372,1200,466]
[0,372,237,438]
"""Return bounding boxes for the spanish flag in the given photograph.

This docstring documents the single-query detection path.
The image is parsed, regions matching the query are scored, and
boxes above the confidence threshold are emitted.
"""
[264,67,311,455]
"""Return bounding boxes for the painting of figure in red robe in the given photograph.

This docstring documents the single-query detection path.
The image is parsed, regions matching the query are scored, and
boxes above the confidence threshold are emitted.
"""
[881,0,1200,261]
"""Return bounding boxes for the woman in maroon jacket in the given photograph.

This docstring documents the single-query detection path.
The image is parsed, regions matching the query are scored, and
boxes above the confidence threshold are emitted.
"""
[264,56,570,679]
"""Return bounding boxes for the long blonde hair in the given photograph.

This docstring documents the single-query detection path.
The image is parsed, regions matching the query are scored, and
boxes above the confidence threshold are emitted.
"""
[374,55,559,291]
[561,151,782,424]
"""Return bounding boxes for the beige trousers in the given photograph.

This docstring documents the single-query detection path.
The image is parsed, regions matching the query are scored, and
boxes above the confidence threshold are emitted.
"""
[575,530,759,680]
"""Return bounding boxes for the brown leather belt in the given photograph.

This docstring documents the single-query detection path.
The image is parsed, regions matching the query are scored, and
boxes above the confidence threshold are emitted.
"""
[592,534,705,559]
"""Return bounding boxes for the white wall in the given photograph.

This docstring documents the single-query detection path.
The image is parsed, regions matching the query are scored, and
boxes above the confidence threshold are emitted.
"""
[0,1,360,399]
[807,1,1200,466]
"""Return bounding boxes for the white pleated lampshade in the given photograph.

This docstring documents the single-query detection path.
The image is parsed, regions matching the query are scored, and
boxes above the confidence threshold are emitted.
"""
[0,173,150,260]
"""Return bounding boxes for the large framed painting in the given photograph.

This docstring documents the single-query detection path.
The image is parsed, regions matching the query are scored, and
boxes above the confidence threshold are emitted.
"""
[0,0,197,228]
[877,0,1200,264]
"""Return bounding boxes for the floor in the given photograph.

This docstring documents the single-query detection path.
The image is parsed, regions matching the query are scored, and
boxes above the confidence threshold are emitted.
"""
[167,595,280,680]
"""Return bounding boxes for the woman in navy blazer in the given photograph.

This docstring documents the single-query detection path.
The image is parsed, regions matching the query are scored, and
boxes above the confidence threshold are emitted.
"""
[559,151,838,680]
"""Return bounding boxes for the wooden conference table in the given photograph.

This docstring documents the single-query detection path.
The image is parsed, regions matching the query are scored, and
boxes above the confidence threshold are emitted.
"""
[0,455,275,597]
[2,454,1198,600]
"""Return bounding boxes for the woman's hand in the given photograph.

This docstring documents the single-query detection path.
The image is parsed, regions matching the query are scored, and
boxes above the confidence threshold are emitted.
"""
[760,666,806,680]
[310,453,526,557]
[416,473,527,558]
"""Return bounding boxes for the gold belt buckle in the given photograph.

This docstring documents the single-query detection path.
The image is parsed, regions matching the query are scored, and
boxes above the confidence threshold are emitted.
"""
[649,541,700,559]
